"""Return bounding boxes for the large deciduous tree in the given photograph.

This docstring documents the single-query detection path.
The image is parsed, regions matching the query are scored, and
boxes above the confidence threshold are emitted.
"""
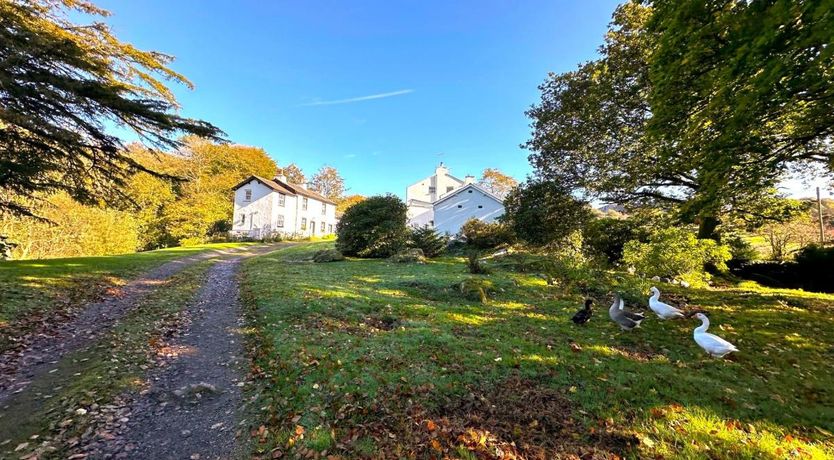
[525,0,834,239]
[479,168,518,197]
[310,165,345,201]
[0,0,222,218]
[503,180,592,248]
[278,163,306,185]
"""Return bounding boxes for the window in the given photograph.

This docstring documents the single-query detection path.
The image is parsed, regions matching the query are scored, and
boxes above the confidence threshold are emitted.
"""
[278,193,285,207]
[327,224,333,233]
[321,203,326,215]
[301,218,307,230]
[467,190,473,193]
[446,186,454,192]
[302,197,308,210]
[320,221,325,232]
[240,213,246,224]
[478,205,483,209]
[276,214,284,227]
[428,186,436,194]
[457,205,463,208]
[244,189,252,201]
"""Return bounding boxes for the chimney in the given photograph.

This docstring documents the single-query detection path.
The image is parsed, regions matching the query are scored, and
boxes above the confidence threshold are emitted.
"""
[435,162,448,177]
[464,175,475,185]
[298,182,309,190]
[274,173,287,183]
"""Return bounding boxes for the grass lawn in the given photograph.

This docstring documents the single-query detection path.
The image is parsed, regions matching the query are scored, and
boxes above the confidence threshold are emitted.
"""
[0,242,254,352]
[241,242,834,459]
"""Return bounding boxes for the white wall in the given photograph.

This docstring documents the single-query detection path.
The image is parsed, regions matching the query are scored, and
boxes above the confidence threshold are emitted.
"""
[232,180,274,237]
[293,195,338,237]
[406,165,464,204]
[433,187,504,236]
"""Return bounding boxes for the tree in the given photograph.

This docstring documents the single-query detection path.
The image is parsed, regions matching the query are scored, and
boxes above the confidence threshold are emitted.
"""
[336,195,408,258]
[409,225,448,258]
[525,0,834,239]
[644,0,834,238]
[278,163,306,185]
[479,168,518,197]
[310,165,345,201]
[0,0,221,218]
[503,180,592,248]
[337,194,366,214]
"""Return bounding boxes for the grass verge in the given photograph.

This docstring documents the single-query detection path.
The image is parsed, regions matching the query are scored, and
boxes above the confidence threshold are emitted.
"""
[0,242,253,352]
[241,242,834,459]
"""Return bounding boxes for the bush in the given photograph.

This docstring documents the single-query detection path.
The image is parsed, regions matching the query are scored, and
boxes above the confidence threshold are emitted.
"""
[582,217,648,264]
[336,195,408,258]
[313,249,345,262]
[409,225,448,258]
[460,219,514,250]
[466,250,491,274]
[458,278,495,303]
[390,248,426,264]
[723,233,759,266]
[622,227,731,285]
[795,244,834,292]
[503,179,592,247]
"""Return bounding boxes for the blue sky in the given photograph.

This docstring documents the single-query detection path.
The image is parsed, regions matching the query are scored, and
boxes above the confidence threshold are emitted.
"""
[94,0,622,197]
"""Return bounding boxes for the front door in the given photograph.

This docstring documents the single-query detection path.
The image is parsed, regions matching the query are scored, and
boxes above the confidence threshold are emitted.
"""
[310,221,316,235]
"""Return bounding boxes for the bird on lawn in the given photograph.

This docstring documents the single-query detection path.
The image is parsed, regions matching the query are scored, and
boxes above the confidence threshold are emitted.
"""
[609,293,645,331]
[689,312,738,358]
[572,299,594,325]
[648,286,685,320]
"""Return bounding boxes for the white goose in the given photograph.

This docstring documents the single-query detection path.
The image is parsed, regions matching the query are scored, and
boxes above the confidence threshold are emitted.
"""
[648,286,685,319]
[691,312,738,358]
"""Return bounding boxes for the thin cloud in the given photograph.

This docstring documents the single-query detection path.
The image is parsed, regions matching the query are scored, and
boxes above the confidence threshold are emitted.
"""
[300,89,414,107]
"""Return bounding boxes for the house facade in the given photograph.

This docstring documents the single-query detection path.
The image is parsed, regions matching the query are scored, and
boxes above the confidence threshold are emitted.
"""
[406,164,505,235]
[231,175,338,238]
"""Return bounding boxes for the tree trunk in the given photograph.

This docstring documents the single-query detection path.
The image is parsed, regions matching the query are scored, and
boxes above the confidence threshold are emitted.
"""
[697,215,720,240]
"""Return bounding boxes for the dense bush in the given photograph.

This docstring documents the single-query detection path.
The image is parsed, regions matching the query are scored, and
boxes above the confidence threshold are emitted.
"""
[459,219,515,250]
[723,233,759,266]
[622,227,731,285]
[313,249,345,262]
[503,179,592,247]
[795,244,834,292]
[336,195,408,258]
[409,225,448,258]
[582,217,648,264]
[390,248,427,264]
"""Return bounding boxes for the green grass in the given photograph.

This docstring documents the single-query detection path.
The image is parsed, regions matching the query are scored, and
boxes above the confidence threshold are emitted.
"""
[0,260,213,459]
[241,242,834,459]
[0,242,254,352]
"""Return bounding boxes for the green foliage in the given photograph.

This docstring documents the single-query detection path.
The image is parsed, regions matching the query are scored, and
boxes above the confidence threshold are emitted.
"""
[582,217,648,264]
[389,248,426,264]
[336,195,408,258]
[459,219,515,250]
[409,225,448,258]
[0,0,221,218]
[795,244,834,292]
[465,250,490,275]
[458,278,494,303]
[313,249,345,263]
[622,227,731,284]
[503,179,591,248]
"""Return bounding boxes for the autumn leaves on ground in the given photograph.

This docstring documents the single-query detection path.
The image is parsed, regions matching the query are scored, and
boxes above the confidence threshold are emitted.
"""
[240,243,834,459]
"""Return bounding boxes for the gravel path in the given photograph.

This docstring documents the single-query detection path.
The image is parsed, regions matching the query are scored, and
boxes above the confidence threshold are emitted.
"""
[0,244,277,404]
[91,256,252,459]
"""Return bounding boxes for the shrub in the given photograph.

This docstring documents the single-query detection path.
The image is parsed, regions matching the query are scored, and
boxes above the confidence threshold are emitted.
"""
[458,278,495,303]
[465,250,491,274]
[582,217,648,264]
[390,248,426,264]
[503,179,592,247]
[336,195,408,258]
[313,249,345,262]
[723,233,759,265]
[622,227,731,284]
[409,225,448,258]
[460,219,514,250]
[795,244,834,292]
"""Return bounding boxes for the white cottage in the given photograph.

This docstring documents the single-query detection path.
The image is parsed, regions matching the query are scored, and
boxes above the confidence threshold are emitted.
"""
[231,174,338,238]
[406,164,505,235]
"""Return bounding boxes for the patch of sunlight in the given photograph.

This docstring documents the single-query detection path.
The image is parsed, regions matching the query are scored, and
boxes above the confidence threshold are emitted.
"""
[307,287,366,300]
[585,344,619,358]
[522,354,559,366]
[645,404,833,459]
[446,312,493,326]
[514,276,548,288]
[353,276,381,284]
[376,288,407,298]
[490,301,531,311]
[521,311,556,322]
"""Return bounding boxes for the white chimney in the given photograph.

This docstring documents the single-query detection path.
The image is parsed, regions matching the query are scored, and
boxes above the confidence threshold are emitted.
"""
[274,173,287,183]
[464,175,475,185]
[435,162,448,177]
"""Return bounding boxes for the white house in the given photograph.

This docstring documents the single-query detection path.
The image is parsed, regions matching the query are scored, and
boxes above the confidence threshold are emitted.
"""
[231,174,338,238]
[406,163,505,235]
